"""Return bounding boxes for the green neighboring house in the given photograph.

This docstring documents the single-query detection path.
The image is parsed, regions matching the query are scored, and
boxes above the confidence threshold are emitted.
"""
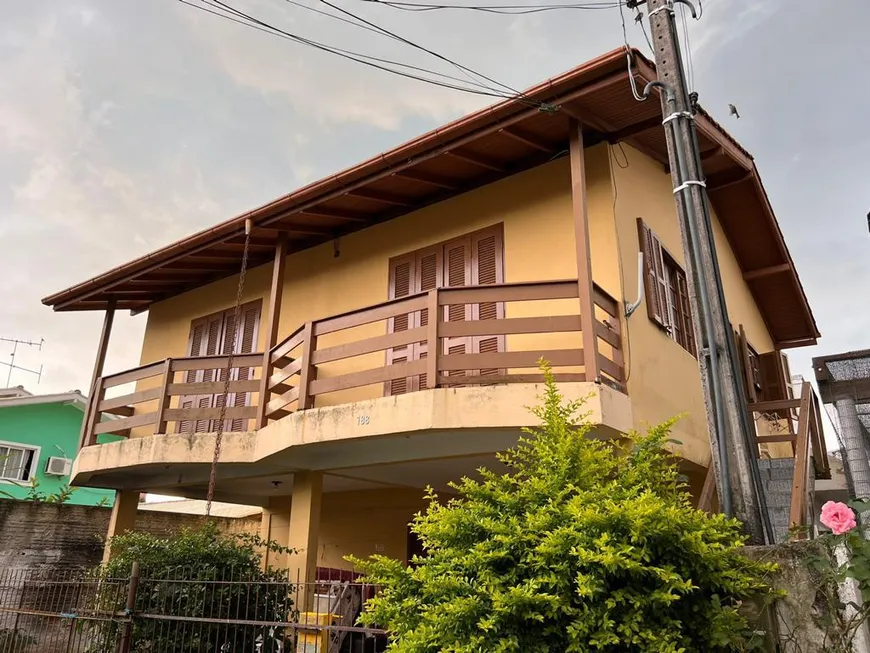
[0,387,117,506]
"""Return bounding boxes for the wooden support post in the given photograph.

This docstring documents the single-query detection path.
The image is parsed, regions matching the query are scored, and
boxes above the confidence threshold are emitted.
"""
[568,122,599,382]
[789,382,812,539]
[256,236,289,428]
[79,300,116,451]
[297,322,316,410]
[83,377,105,448]
[154,359,174,434]
[426,289,439,389]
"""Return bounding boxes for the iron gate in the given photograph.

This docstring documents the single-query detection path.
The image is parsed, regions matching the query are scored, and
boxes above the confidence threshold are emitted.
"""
[0,565,386,653]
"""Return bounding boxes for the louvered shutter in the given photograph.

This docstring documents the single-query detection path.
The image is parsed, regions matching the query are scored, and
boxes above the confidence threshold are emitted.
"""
[471,228,504,378]
[178,314,222,434]
[676,270,696,356]
[386,255,416,396]
[228,303,261,431]
[442,237,473,382]
[758,352,787,403]
[637,219,666,328]
[415,247,442,390]
[735,324,756,403]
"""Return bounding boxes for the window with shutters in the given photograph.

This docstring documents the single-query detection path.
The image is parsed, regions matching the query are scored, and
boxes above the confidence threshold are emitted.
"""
[177,300,262,434]
[386,224,505,395]
[747,344,762,395]
[637,219,696,357]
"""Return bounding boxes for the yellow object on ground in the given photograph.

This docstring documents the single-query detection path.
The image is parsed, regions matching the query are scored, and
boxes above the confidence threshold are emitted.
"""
[295,612,334,653]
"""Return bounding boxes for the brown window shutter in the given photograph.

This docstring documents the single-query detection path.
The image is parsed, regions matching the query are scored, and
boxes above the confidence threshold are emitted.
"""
[736,324,756,403]
[386,254,416,396]
[230,303,261,431]
[415,247,442,390]
[758,351,787,402]
[471,227,505,377]
[180,313,223,434]
[676,270,696,356]
[637,219,666,327]
[442,237,473,382]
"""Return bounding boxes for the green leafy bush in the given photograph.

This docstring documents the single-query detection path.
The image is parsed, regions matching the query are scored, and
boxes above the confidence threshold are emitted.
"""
[94,521,294,653]
[352,368,776,652]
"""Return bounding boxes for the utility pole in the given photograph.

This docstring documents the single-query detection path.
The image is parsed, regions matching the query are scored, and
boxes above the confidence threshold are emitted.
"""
[631,0,772,543]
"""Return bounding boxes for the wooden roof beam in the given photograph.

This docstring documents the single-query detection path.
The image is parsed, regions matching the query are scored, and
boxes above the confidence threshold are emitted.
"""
[665,146,724,174]
[707,169,752,191]
[393,169,460,190]
[499,127,553,153]
[296,208,370,222]
[345,188,414,207]
[607,115,662,142]
[445,150,506,172]
[743,263,791,281]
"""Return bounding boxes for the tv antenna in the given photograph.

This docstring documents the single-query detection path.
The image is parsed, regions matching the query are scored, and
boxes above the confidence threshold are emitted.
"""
[0,337,44,387]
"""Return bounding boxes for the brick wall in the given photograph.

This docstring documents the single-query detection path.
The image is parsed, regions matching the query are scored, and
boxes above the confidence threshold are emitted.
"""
[0,499,261,571]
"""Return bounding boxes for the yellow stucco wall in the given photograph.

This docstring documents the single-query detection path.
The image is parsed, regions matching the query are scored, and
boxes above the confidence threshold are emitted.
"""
[136,147,618,421]
[127,142,778,470]
[317,488,430,569]
[609,144,775,466]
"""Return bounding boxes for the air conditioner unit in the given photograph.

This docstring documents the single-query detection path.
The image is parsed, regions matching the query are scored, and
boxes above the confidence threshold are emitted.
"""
[45,456,72,477]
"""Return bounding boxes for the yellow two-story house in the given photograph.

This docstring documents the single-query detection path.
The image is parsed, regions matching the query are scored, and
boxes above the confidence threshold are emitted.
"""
[44,48,822,581]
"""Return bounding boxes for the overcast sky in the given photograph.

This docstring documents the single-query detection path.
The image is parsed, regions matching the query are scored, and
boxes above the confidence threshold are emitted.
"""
[2,0,868,419]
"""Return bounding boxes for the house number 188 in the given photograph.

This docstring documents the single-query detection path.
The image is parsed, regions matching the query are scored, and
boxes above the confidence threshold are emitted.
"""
[358,415,370,426]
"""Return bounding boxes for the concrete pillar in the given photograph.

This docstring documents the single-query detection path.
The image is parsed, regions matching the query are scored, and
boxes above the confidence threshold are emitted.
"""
[102,490,139,564]
[259,496,292,570]
[287,471,322,608]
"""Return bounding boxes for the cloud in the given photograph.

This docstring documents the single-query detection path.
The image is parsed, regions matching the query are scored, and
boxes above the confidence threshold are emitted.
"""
[1,0,868,427]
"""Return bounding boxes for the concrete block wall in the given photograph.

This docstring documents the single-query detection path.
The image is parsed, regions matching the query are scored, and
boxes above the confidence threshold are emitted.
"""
[758,458,796,544]
[0,500,260,571]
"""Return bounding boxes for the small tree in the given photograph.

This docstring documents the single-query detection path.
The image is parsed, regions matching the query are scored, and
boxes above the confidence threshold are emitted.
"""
[352,369,775,652]
[94,522,294,653]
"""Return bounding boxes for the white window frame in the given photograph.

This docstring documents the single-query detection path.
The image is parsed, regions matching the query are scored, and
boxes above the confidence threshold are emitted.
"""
[0,440,41,485]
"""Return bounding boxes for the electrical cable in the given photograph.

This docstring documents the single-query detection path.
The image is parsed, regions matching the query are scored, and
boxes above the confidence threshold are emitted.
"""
[178,0,527,99]
[679,2,695,92]
[607,144,632,384]
[307,0,540,104]
[353,0,622,13]
[206,0,504,94]
[276,0,525,90]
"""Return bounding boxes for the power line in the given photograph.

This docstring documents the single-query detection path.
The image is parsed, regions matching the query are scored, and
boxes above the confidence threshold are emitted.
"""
[303,0,538,103]
[178,0,523,99]
[353,0,621,14]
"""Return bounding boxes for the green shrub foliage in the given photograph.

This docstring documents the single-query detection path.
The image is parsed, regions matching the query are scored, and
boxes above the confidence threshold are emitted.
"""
[96,521,293,653]
[352,369,775,652]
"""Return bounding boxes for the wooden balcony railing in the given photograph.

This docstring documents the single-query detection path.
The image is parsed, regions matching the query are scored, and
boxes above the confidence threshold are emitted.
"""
[748,381,829,539]
[81,280,625,445]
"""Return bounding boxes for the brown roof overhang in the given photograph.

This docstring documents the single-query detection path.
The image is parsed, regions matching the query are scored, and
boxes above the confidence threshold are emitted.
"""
[42,48,819,348]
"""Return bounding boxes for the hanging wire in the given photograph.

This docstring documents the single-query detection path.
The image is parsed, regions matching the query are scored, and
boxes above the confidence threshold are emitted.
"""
[178,0,531,99]
[308,0,536,102]
[679,2,695,92]
[205,222,252,518]
[352,0,622,13]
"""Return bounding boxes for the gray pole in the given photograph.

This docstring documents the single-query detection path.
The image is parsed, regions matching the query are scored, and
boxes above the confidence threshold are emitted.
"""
[639,0,771,543]
[835,398,870,522]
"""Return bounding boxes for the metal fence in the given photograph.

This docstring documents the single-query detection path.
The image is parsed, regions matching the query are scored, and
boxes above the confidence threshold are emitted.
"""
[0,565,386,653]
[0,567,130,653]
